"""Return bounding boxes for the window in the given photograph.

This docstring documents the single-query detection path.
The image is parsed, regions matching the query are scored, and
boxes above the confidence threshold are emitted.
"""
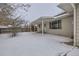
[49,20,61,29]
[38,24,40,28]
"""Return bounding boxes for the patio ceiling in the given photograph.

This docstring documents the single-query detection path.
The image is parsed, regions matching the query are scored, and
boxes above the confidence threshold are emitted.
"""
[54,12,73,19]
[58,3,73,13]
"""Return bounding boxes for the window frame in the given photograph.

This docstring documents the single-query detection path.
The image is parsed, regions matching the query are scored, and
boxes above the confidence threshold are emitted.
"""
[49,20,62,29]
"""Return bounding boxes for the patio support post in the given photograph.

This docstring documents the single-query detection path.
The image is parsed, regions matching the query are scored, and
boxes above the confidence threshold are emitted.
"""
[42,19,44,36]
[71,4,77,46]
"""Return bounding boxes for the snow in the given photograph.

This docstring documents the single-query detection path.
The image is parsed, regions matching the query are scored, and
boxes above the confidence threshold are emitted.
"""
[67,48,79,56]
[0,32,79,56]
[0,25,8,28]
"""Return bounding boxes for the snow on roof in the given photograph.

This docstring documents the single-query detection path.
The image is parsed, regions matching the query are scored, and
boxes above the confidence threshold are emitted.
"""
[40,16,54,19]
[0,25,13,28]
[0,25,9,28]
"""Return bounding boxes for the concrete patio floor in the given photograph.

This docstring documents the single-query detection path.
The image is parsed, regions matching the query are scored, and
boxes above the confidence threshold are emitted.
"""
[0,32,78,56]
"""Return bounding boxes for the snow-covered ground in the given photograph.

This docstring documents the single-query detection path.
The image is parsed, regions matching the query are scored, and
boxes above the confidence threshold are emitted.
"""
[0,32,79,56]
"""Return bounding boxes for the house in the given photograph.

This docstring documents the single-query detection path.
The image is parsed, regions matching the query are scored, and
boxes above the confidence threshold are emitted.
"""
[58,3,79,46]
[0,25,12,33]
[31,13,73,37]
[31,3,79,46]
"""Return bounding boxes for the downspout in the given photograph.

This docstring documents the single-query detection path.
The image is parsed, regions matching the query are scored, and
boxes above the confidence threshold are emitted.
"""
[71,4,77,46]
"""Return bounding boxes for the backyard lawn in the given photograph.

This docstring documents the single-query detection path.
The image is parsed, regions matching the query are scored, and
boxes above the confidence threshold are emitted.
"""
[0,32,79,56]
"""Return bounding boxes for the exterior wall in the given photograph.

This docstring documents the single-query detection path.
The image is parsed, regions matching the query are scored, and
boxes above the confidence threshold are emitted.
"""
[76,5,79,46]
[46,16,73,38]
[36,16,73,38]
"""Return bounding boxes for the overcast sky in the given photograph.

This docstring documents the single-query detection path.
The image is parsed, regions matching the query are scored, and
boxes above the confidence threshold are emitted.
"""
[15,3,64,22]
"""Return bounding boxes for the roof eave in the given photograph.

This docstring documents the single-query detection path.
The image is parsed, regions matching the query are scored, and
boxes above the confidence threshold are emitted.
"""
[58,3,73,13]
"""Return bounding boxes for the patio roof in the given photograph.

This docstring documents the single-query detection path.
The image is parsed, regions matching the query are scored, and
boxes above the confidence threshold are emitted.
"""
[31,12,72,25]
[31,16,54,25]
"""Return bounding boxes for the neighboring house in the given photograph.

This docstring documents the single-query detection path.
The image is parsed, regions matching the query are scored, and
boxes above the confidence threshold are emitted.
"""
[0,25,12,33]
[31,3,79,46]
[0,25,29,33]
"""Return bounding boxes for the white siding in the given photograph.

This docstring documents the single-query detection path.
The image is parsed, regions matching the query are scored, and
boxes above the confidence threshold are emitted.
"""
[46,16,73,38]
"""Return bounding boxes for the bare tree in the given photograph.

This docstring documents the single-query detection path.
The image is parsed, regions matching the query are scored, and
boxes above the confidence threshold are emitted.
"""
[11,16,25,37]
[0,3,31,37]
